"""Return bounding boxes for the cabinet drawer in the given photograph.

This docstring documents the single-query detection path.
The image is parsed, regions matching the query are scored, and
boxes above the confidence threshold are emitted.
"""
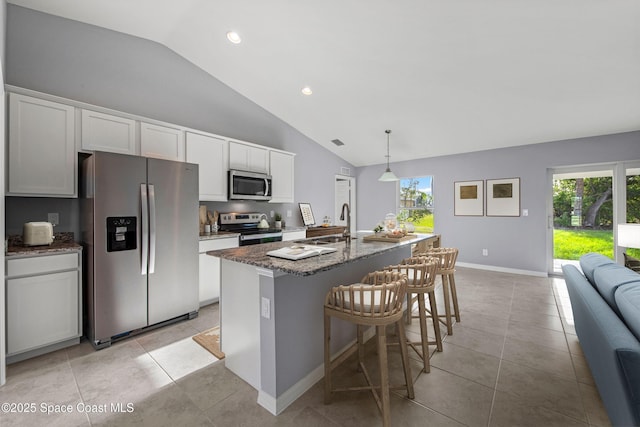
[7,252,79,277]
[199,238,238,253]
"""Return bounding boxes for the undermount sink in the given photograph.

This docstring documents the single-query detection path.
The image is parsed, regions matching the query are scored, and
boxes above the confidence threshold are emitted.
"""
[294,235,350,245]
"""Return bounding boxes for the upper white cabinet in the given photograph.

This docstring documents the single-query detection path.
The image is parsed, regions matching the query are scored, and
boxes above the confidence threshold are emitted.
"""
[8,93,76,197]
[269,150,295,203]
[140,122,185,161]
[81,109,137,155]
[186,132,228,201]
[229,140,269,174]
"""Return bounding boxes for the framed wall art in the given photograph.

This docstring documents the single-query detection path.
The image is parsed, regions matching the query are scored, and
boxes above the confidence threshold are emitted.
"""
[486,177,520,217]
[454,180,484,216]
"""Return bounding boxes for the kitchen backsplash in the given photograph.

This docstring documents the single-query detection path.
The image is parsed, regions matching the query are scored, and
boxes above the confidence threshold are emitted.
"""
[4,197,303,240]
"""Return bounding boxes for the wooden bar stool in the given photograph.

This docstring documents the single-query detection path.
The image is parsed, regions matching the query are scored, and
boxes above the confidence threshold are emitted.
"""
[385,258,440,373]
[324,270,414,427]
[418,248,459,335]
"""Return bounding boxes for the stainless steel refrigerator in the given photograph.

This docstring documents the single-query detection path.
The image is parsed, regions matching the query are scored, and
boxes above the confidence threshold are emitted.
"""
[81,152,199,349]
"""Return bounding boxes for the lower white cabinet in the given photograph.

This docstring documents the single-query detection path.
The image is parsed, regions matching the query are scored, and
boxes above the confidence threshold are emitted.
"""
[6,251,82,362]
[199,237,239,306]
[282,230,306,241]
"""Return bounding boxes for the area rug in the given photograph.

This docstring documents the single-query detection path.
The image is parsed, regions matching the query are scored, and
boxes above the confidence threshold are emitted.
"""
[192,326,225,359]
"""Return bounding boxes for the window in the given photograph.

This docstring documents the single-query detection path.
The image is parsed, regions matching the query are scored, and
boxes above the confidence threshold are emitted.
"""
[398,176,434,233]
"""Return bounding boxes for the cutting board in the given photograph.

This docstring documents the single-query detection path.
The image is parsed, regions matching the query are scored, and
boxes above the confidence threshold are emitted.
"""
[362,233,416,243]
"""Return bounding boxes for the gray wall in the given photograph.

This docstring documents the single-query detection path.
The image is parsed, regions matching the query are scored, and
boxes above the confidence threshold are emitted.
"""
[4,5,353,234]
[357,132,640,273]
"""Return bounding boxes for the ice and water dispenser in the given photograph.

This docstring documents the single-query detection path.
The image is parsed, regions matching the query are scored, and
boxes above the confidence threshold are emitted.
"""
[106,217,137,252]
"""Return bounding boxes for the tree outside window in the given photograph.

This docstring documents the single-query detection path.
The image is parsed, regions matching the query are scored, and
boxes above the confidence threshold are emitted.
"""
[397,176,434,233]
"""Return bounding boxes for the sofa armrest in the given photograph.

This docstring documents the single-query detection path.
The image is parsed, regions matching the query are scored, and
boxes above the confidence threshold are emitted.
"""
[563,264,640,426]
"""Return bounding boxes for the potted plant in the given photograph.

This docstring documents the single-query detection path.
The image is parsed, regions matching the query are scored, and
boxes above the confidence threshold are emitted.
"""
[274,213,282,229]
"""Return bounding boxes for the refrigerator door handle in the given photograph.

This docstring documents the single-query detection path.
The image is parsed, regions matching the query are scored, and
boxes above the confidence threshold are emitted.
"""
[140,184,149,275]
[148,184,157,274]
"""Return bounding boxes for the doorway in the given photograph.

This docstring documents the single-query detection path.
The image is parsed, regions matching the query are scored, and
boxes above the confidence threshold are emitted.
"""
[334,175,356,234]
[550,166,615,274]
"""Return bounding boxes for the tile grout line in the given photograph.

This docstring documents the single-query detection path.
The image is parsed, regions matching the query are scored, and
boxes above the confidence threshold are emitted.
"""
[485,279,515,427]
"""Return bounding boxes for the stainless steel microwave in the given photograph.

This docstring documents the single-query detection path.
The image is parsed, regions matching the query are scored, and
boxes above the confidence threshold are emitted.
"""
[228,170,272,201]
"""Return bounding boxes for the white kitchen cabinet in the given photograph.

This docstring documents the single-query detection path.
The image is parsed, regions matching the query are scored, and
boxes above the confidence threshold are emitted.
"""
[7,93,76,197]
[186,132,228,201]
[140,122,185,161]
[6,251,82,363]
[81,109,137,154]
[229,140,269,173]
[199,237,239,306]
[269,150,295,203]
[282,230,306,241]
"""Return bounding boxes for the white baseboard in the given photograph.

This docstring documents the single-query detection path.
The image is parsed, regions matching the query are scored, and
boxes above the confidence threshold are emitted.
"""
[456,262,547,277]
[257,326,376,415]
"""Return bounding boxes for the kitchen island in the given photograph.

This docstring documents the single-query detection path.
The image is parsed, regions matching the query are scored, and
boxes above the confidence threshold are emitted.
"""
[207,232,433,415]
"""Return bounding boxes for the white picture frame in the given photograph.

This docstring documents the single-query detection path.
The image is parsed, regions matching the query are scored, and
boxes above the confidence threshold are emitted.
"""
[454,180,484,216]
[486,177,520,217]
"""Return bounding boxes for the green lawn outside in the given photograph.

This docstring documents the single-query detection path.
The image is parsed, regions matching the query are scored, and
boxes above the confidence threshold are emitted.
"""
[411,214,434,233]
[554,228,640,260]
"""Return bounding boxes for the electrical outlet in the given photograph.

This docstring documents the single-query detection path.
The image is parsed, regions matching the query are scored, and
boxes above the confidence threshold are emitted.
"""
[261,297,271,319]
[522,209,529,217]
[482,248,488,256]
[270,210,275,218]
[287,210,292,218]
[48,212,59,226]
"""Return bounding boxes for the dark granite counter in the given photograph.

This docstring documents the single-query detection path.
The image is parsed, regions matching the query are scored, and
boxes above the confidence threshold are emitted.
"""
[207,232,433,276]
[6,232,82,257]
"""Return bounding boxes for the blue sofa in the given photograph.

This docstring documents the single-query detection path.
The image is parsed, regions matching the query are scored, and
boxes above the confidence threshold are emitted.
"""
[563,253,640,426]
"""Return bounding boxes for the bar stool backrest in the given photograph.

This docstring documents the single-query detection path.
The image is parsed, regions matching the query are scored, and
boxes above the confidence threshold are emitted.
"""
[325,271,407,318]
[419,248,458,271]
[387,258,438,291]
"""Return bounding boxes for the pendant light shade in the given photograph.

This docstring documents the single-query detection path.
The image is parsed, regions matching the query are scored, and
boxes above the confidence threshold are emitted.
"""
[378,129,399,182]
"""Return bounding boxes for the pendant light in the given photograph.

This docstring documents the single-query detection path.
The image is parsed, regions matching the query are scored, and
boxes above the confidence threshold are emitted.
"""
[378,129,399,182]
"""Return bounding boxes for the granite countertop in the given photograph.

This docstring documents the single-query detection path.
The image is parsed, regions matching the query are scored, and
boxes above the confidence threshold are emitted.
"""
[207,232,433,276]
[199,231,240,241]
[6,232,82,257]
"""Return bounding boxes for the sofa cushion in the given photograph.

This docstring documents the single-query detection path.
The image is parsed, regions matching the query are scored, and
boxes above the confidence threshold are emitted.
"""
[616,284,640,342]
[594,264,640,314]
[580,252,615,285]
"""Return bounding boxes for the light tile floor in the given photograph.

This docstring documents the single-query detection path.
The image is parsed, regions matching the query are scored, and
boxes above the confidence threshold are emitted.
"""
[0,267,611,426]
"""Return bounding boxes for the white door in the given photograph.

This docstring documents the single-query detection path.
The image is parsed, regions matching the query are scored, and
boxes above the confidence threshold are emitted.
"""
[334,175,356,234]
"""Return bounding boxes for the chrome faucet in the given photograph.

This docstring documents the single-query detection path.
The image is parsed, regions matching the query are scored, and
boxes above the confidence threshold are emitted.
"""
[340,203,351,246]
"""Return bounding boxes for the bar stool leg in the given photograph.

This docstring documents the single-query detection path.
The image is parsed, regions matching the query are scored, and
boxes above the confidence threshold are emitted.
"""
[441,274,453,335]
[324,313,332,404]
[377,325,391,427]
[416,294,430,372]
[396,320,415,399]
[406,293,413,325]
[428,289,443,351]
[449,273,461,322]
[357,324,365,371]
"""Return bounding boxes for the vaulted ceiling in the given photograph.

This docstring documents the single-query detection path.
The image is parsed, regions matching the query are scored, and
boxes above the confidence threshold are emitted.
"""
[8,0,640,166]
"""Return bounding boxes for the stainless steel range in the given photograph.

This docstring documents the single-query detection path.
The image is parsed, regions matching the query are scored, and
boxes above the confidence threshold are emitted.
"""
[219,212,283,246]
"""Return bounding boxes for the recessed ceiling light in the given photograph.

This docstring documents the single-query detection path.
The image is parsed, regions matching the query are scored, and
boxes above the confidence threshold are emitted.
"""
[301,86,313,96]
[226,31,242,44]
